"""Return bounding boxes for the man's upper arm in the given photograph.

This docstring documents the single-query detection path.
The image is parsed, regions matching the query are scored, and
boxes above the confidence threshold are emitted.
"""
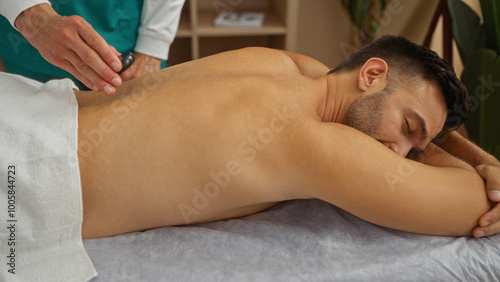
[292,121,492,236]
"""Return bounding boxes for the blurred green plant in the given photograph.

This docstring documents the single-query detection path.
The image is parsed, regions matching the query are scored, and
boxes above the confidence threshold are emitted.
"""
[448,0,500,160]
[340,0,388,46]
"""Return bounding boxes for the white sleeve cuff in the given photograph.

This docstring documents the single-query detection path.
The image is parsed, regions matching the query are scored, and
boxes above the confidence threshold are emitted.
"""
[134,34,171,61]
[134,0,185,61]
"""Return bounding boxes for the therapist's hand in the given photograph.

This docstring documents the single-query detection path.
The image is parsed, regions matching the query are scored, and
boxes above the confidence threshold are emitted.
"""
[473,163,500,237]
[14,3,122,95]
[120,52,162,82]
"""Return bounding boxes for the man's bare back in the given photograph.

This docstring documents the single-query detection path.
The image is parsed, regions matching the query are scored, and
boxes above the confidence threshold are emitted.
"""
[76,47,492,239]
[76,48,326,238]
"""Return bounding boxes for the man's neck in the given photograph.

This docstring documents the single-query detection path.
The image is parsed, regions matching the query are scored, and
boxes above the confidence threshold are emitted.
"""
[317,73,357,124]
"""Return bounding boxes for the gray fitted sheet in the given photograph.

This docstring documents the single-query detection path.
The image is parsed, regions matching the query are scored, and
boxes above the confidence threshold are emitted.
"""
[84,199,500,281]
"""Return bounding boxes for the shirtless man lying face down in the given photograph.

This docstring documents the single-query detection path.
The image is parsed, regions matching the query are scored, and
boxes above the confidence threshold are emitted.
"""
[75,35,500,239]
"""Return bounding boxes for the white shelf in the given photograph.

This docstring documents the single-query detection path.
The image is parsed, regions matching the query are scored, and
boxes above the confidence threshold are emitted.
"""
[169,0,298,64]
[197,10,286,37]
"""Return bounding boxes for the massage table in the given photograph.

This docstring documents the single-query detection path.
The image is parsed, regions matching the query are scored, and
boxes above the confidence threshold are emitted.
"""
[84,199,500,281]
[0,60,497,282]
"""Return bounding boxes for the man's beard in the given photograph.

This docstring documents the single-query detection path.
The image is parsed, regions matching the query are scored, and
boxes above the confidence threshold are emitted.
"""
[343,89,390,139]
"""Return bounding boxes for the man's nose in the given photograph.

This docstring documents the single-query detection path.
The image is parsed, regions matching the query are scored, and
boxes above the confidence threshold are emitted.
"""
[384,142,411,157]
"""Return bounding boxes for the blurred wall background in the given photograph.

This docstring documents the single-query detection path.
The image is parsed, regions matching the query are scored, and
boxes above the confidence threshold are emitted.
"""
[295,0,481,77]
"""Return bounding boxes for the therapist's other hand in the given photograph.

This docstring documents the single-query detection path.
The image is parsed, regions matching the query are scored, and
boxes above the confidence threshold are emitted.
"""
[14,3,122,95]
[120,52,162,82]
[473,163,500,237]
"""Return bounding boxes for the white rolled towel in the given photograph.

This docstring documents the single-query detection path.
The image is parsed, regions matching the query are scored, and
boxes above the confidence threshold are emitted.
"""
[0,73,97,282]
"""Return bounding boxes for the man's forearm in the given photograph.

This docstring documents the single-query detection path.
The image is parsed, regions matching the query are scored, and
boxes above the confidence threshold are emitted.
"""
[435,131,499,167]
[412,142,476,173]
[436,130,500,238]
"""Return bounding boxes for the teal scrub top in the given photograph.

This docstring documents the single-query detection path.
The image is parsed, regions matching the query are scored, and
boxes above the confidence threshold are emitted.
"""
[0,0,163,89]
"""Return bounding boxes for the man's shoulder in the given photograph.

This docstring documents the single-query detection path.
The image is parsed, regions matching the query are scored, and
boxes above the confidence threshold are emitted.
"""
[232,46,289,57]
[217,47,300,71]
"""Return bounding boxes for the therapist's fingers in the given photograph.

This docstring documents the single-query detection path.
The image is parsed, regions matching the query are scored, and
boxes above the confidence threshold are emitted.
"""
[77,20,122,74]
[15,4,122,94]
[109,45,121,58]
[62,51,117,95]
[66,17,122,92]
[120,53,162,82]
[58,55,92,88]
[56,16,121,94]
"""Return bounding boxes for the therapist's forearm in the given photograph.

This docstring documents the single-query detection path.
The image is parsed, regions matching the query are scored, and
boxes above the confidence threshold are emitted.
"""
[436,131,499,167]
[14,3,56,36]
[0,0,50,28]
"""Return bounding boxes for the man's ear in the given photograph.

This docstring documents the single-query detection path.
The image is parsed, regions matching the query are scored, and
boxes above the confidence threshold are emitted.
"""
[357,58,388,92]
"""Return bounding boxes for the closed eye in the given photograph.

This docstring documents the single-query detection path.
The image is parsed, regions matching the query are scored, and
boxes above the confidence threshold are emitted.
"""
[406,149,422,160]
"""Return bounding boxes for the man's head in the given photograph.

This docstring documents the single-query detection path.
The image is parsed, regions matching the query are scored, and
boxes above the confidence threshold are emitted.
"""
[330,35,471,157]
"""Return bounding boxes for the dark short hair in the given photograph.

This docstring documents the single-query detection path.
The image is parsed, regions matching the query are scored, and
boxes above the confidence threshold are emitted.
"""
[329,35,470,131]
